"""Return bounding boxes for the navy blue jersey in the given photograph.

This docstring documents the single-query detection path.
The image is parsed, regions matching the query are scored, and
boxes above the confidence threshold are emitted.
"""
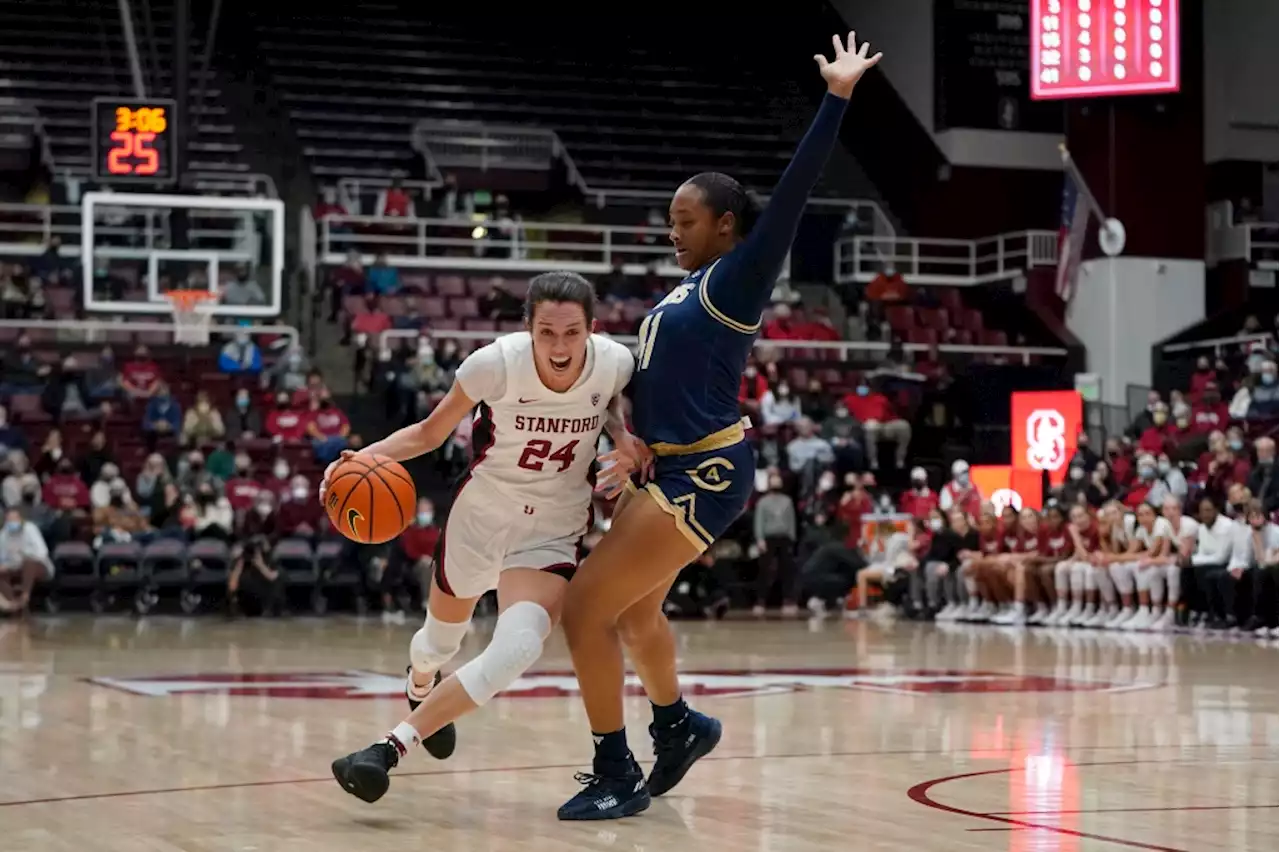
[630,93,849,452]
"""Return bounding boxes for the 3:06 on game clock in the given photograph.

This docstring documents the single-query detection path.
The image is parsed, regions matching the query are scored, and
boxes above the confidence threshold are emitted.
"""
[91,97,178,183]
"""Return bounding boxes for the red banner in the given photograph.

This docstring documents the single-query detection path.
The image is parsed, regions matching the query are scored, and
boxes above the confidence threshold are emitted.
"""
[1011,391,1083,487]
[970,465,1045,513]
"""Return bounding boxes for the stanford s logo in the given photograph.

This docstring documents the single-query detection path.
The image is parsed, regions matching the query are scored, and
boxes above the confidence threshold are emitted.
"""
[1025,409,1066,471]
[346,507,363,537]
[685,457,734,493]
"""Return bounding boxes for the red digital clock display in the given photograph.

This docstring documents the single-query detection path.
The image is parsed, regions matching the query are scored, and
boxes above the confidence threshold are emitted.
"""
[91,97,178,183]
[1030,0,1179,100]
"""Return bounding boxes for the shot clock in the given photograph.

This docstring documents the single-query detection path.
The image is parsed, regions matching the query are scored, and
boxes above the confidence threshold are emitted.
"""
[91,97,179,184]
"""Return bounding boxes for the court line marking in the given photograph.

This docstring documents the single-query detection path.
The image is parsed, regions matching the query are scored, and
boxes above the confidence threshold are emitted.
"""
[0,744,1271,810]
[906,758,1277,852]
[991,804,1280,816]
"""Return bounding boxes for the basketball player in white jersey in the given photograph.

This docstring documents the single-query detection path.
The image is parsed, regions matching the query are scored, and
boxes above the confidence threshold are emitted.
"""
[329,272,641,804]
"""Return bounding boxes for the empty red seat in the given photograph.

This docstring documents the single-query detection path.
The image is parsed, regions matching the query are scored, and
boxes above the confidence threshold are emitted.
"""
[462,317,498,331]
[421,297,447,318]
[885,305,915,332]
[448,297,479,318]
[907,327,938,345]
[980,329,1008,346]
[916,307,948,330]
[435,276,466,297]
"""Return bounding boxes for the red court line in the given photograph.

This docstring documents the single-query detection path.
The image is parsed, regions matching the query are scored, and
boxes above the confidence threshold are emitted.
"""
[0,744,1271,811]
[907,759,1271,852]
[991,804,1280,816]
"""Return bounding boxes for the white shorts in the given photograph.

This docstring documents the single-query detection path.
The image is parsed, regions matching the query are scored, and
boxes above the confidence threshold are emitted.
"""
[436,476,589,599]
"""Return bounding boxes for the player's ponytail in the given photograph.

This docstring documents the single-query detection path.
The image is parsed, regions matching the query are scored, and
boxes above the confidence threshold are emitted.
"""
[524,271,596,324]
[685,172,759,238]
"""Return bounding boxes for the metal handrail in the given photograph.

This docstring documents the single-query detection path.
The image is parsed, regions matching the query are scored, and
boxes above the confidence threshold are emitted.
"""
[0,319,299,345]
[1161,332,1276,354]
[375,327,1068,366]
[835,230,1059,286]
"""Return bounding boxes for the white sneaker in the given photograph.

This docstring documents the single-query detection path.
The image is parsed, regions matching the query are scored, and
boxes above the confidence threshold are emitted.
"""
[1271,627,1279,639]
[1071,604,1096,626]
[1027,605,1050,625]
[972,601,996,623]
[1149,608,1176,632]
[381,609,407,625]
[935,603,957,621]
[1123,607,1154,631]
[991,604,1019,625]
[1062,602,1084,625]
[1044,602,1069,625]
[1106,607,1136,629]
[806,597,827,617]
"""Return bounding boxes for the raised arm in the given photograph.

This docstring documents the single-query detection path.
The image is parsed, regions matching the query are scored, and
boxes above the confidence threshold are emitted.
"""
[706,32,880,326]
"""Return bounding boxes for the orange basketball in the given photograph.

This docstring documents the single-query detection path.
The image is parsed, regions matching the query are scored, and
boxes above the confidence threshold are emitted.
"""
[324,454,418,544]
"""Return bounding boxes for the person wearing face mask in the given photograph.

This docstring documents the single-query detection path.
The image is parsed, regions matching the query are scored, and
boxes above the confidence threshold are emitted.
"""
[1240,500,1279,637]
[306,392,352,463]
[1067,432,1100,474]
[1059,462,1090,506]
[264,458,293,501]
[784,418,834,493]
[224,454,263,514]
[0,506,53,614]
[738,362,769,419]
[266,392,307,442]
[1128,390,1163,437]
[761,302,797,340]
[225,388,263,438]
[841,380,910,470]
[392,498,441,611]
[0,405,26,460]
[797,511,867,618]
[1189,356,1218,398]
[78,429,114,485]
[899,466,939,520]
[228,493,283,618]
[217,329,263,375]
[760,381,802,426]
[91,481,149,545]
[85,346,120,401]
[752,474,798,616]
[1122,453,1159,510]
[1247,437,1277,516]
[1191,381,1229,435]
[181,391,227,447]
[1205,432,1252,503]
[938,460,981,520]
[142,383,182,446]
[134,453,173,506]
[191,484,233,542]
[1245,360,1279,422]
[276,472,323,537]
[89,462,131,510]
[924,510,980,621]
[1,450,39,509]
[119,345,163,400]
[1145,453,1187,509]
[42,457,90,513]
[1137,402,1174,455]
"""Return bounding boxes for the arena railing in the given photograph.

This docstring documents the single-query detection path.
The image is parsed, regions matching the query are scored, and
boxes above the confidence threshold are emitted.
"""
[1161,331,1276,355]
[318,213,684,277]
[411,120,589,195]
[1213,221,1279,272]
[375,328,1068,366]
[0,318,300,347]
[0,202,260,258]
[834,230,1059,286]
[335,177,443,215]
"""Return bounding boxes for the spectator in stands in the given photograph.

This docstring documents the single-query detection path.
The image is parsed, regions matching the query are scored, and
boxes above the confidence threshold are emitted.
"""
[1245,359,1279,422]
[366,253,400,296]
[1123,454,1158,509]
[77,430,111,486]
[218,330,263,375]
[1138,402,1174,455]
[224,453,263,517]
[1068,432,1101,474]
[262,457,294,503]
[85,347,119,401]
[328,250,365,321]
[181,391,226,447]
[378,177,413,219]
[1189,356,1218,398]
[1085,460,1117,507]
[762,304,799,341]
[269,343,312,394]
[1243,500,1279,636]
[88,462,130,510]
[276,473,322,537]
[479,285,524,322]
[388,497,439,605]
[177,450,223,496]
[42,457,89,513]
[799,377,832,423]
[0,505,52,613]
[228,490,283,617]
[760,382,801,427]
[843,380,910,470]
[134,453,172,508]
[91,482,149,546]
[1249,437,1277,516]
[866,265,910,303]
[40,356,91,421]
[835,474,874,549]
[306,392,351,463]
[738,361,769,420]
[899,467,939,519]
[393,297,429,333]
[2,451,39,509]
[148,481,190,537]
[1192,381,1229,434]
[0,407,24,461]
[120,345,163,400]
[1,334,47,392]
[938,460,982,519]
[142,383,181,444]
[221,269,266,307]
[1204,433,1251,501]
[30,429,63,480]
[225,387,264,438]
[820,400,864,475]
[784,418,833,493]
[1146,452,1188,507]
[266,392,308,443]
[753,471,798,616]
[191,482,233,542]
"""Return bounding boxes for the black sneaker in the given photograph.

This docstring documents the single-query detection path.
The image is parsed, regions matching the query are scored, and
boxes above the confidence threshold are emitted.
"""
[405,666,457,759]
[332,740,399,803]
[646,708,722,797]
[557,760,650,821]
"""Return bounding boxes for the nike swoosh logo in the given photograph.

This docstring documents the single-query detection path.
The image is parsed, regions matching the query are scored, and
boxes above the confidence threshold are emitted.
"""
[518,397,537,404]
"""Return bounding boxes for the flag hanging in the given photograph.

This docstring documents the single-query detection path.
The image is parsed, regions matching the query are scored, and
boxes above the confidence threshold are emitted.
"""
[1055,168,1091,302]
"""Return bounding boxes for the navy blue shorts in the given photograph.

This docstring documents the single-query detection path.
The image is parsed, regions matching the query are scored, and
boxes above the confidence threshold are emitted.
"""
[629,440,754,553]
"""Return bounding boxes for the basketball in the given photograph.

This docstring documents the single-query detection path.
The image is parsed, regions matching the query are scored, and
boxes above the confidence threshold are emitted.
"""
[324,454,418,544]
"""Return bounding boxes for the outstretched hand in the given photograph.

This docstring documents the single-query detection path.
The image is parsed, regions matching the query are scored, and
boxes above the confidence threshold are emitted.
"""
[815,31,882,100]
[595,434,654,500]
[317,449,356,506]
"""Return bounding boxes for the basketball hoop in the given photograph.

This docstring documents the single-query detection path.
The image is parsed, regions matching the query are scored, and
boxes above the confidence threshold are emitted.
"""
[164,290,218,346]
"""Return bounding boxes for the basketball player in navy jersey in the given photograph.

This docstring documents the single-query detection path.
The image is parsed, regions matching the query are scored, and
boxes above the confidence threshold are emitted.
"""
[555,32,881,820]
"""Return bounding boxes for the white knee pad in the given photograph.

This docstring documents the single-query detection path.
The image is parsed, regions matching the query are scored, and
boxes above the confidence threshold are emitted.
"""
[455,600,551,706]
[1054,561,1073,593]
[1133,565,1152,593]
[1073,561,1095,592]
[1110,562,1136,595]
[409,613,470,675]
[1094,564,1116,602]
[1164,563,1181,604]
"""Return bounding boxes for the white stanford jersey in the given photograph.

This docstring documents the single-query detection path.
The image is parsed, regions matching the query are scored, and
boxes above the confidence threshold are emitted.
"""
[454,332,634,512]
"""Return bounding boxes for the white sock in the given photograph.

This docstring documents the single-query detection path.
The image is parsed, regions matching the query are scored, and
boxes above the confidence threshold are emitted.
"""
[388,720,422,756]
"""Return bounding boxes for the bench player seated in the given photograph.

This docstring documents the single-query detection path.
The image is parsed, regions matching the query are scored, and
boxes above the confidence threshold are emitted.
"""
[328,272,640,804]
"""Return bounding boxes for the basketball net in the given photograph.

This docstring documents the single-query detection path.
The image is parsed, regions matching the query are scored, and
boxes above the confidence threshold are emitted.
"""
[164,290,218,346]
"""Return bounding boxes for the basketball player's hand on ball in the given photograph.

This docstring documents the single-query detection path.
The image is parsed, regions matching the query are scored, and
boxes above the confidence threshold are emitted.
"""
[318,450,356,505]
[596,434,654,500]
[814,31,882,100]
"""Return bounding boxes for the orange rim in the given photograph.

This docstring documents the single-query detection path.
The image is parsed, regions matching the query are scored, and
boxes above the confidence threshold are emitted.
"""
[163,290,219,311]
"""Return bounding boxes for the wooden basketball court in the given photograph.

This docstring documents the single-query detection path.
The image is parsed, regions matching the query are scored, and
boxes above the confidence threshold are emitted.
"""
[1,616,1275,851]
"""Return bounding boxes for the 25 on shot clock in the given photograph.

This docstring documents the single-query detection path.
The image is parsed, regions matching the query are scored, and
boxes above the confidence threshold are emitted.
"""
[91,97,179,183]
